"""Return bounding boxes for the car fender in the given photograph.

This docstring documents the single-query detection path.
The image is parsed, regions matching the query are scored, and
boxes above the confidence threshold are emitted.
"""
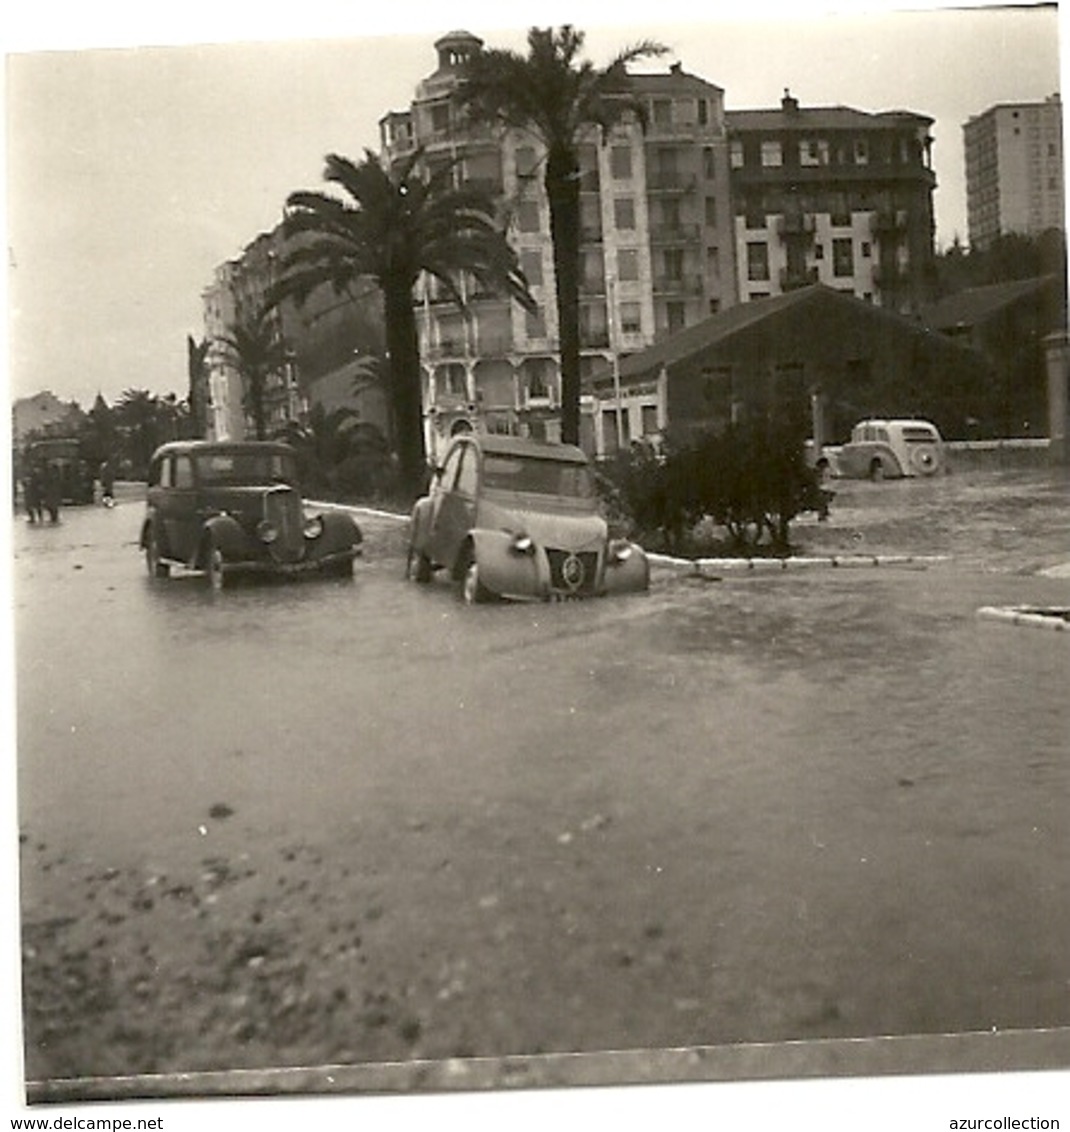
[603,542,650,594]
[409,497,435,556]
[200,513,248,561]
[316,509,362,553]
[869,444,904,476]
[467,529,543,599]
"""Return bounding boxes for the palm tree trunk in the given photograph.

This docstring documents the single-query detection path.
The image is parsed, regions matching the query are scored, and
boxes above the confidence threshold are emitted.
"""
[546,146,583,447]
[383,278,428,499]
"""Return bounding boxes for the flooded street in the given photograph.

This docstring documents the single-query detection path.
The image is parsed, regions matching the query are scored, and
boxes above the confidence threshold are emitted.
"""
[13,470,1070,1087]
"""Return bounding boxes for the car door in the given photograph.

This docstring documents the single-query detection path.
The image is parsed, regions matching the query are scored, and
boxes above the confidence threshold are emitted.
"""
[168,453,202,562]
[430,440,477,570]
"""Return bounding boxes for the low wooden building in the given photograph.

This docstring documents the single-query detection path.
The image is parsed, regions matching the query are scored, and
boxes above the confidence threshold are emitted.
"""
[589,284,992,454]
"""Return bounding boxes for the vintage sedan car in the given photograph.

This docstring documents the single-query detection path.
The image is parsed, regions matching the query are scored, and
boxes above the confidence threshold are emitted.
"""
[835,418,947,480]
[407,434,649,603]
[140,441,362,589]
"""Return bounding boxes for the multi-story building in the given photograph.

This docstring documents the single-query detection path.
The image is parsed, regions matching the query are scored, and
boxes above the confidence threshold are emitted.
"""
[964,94,1064,250]
[202,227,389,442]
[201,228,302,441]
[725,91,937,316]
[378,30,738,458]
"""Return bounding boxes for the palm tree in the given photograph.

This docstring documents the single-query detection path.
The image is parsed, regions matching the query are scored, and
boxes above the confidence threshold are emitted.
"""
[456,26,668,445]
[273,149,534,499]
[114,388,163,477]
[214,309,288,440]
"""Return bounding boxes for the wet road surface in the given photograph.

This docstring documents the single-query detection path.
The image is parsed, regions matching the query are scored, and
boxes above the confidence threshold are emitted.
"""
[13,473,1070,1083]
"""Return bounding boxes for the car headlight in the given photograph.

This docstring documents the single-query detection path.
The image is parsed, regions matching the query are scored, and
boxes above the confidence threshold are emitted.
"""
[608,539,633,564]
[509,532,535,555]
[256,519,279,544]
[303,515,324,539]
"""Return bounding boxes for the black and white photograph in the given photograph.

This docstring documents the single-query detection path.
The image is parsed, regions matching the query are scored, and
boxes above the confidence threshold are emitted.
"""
[4,2,1068,1127]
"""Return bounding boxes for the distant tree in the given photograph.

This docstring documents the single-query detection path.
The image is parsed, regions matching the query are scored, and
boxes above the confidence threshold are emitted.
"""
[214,310,287,441]
[186,335,211,438]
[114,389,164,476]
[456,25,668,445]
[274,149,533,499]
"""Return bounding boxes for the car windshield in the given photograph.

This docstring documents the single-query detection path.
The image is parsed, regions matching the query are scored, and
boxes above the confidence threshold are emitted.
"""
[195,451,297,486]
[482,455,596,499]
[901,427,939,442]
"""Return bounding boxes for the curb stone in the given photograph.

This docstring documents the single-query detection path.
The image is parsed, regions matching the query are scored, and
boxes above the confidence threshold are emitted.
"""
[977,606,1070,631]
[649,552,951,574]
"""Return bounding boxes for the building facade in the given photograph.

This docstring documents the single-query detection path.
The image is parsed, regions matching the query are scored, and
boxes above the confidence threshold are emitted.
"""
[964,95,1064,250]
[725,92,938,316]
[378,30,738,461]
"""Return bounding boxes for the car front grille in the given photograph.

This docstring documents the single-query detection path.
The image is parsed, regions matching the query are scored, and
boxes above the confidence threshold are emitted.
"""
[264,488,303,563]
[545,549,599,595]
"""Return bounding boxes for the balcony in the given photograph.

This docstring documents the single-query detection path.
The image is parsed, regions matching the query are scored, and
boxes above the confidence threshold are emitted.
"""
[645,171,697,193]
[778,213,816,237]
[652,275,705,296]
[579,277,607,296]
[579,329,611,349]
[779,266,819,290]
[872,209,909,236]
[425,339,467,360]
[648,222,701,244]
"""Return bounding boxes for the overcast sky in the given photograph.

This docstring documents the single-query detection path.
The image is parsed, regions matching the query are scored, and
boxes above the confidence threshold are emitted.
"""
[2,1,1063,411]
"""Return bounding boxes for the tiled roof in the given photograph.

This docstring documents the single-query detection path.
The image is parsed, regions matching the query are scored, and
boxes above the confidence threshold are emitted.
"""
[630,69,723,96]
[922,276,1057,330]
[726,105,933,131]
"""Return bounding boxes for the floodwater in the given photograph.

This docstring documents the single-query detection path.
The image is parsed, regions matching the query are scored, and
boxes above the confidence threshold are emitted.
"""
[12,473,1070,1083]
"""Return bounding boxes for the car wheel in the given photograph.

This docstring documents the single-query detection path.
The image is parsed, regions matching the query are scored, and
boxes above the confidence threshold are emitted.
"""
[411,547,433,584]
[205,540,227,591]
[461,554,491,605]
[146,528,169,578]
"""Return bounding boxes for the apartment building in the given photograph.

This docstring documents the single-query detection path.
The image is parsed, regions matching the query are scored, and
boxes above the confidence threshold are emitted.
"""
[201,229,304,441]
[964,95,1064,250]
[378,30,738,458]
[725,92,937,316]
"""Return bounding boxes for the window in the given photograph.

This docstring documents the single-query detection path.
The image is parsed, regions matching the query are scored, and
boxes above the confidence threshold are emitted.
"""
[580,197,602,239]
[617,248,639,281]
[730,140,744,169]
[663,247,684,280]
[660,197,681,229]
[708,298,721,315]
[746,241,770,282]
[799,138,828,167]
[174,456,194,489]
[430,102,450,134]
[525,359,551,399]
[641,404,659,435]
[761,140,783,167]
[610,146,633,179]
[582,248,605,288]
[703,147,717,179]
[525,307,547,339]
[520,249,543,286]
[652,99,672,127]
[704,197,718,227]
[697,99,709,127]
[577,144,600,191]
[159,457,173,489]
[854,139,869,165]
[706,246,720,277]
[861,242,871,258]
[515,146,538,178]
[455,445,478,496]
[666,301,686,332]
[620,301,642,334]
[516,200,540,232]
[832,237,854,277]
[614,197,636,229]
[814,244,825,260]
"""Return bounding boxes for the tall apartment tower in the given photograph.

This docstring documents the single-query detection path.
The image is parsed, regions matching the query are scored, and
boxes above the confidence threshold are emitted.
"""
[378,30,737,456]
[726,91,937,315]
[963,95,1064,250]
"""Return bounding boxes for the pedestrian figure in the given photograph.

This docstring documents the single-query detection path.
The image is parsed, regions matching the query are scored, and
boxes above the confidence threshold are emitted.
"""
[23,465,44,524]
[100,458,115,507]
[41,462,62,524]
